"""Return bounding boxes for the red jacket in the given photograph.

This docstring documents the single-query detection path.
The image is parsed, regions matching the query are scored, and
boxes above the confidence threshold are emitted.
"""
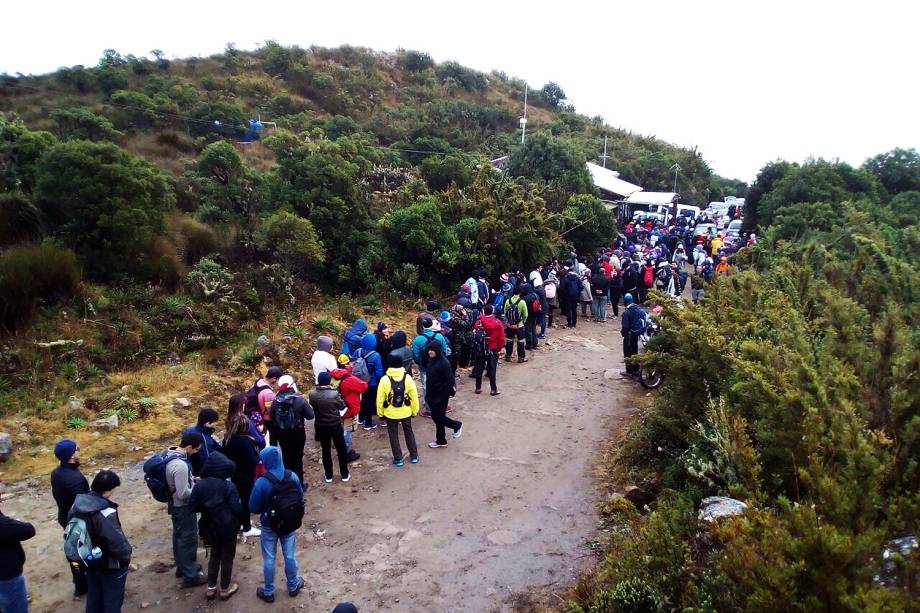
[601,260,613,279]
[474,314,506,350]
[331,367,368,420]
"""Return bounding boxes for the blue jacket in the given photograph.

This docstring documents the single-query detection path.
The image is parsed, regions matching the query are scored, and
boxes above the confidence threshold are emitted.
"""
[411,328,449,371]
[352,333,384,387]
[249,446,303,528]
[184,424,222,476]
[342,319,368,356]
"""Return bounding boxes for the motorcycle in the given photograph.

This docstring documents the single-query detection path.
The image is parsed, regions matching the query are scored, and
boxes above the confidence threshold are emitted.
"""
[638,319,664,389]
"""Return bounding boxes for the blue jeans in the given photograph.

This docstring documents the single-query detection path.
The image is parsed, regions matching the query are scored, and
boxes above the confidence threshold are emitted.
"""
[260,525,298,596]
[0,574,28,613]
[86,568,128,613]
[418,370,429,411]
[343,425,353,450]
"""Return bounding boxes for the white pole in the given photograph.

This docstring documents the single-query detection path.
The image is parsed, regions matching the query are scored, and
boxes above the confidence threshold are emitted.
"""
[521,84,528,144]
[602,135,608,168]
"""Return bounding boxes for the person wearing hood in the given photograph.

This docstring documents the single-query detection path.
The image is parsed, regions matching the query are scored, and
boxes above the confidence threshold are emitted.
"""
[68,470,132,613]
[416,298,440,335]
[457,284,473,308]
[51,438,90,598]
[578,270,593,318]
[521,283,540,350]
[311,336,338,384]
[223,393,263,537]
[189,451,242,601]
[590,264,610,322]
[0,492,35,613]
[374,322,392,365]
[185,407,222,477]
[672,243,688,268]
[353,333,384,430]
[269,375,314,485]
[341,319,368,356]
[424,341,462,449]
[249,447,305,603]
[715,255,731,275]
[412,318,450,416]
[388,330,414,375]
[310,371,352,482]
[463,272,480,304]
[560,266,581,328]
[165,430,207,587]
[377,354,420,466]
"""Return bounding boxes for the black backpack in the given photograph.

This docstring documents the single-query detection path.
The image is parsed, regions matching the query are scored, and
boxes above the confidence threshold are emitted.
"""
[264,470,305,536]
[505,297,523,326]
[198,483,240,546]
[472,326,489,357]
[271,394,300,431]
[245,381,271,415]
[386,374,407,408]
[143,450,186,503]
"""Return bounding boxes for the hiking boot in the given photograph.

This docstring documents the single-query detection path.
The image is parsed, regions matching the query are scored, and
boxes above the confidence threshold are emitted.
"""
[619,370,636,378]
[181,573,207,588]
[393,458,405,467]
[176,564,201,578]
[256,587,275,603]
[288,577,305,597]
[219,583,239,601]
[428,441,448,448]
[419,410,431,418]
[206,586,218,601]
[346,450,361,463]
[452,426,463,439]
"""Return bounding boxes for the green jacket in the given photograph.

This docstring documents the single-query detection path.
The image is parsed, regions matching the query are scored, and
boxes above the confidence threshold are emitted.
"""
[504,296,528,327]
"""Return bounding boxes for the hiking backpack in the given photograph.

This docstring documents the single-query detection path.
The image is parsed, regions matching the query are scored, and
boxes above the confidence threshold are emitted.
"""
[271,394,299,431]
[504,297,523,326]
[63,513,104,569]
[629,305,648,336]
[530,297,543,314]
[544,282,556,299]
[264,470,305,536]
[476,280,488,305]
[472,325,489,357]
[351,349,377,383]
[492,292,507,313]
[386,374,407,408]
[198,486,240,546]
[244,381,271,415]
[142,450,186,503]
[643,266,654,287]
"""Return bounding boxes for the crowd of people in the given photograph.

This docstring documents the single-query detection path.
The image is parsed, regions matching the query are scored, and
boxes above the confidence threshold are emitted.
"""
[0,207,746,612]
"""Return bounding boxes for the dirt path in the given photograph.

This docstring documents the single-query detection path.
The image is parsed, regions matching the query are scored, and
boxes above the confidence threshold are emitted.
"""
[5,319,636,613]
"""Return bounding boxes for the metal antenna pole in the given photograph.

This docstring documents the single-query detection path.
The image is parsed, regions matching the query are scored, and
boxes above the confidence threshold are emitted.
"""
[520,84,528,144]
[601,135,609,168]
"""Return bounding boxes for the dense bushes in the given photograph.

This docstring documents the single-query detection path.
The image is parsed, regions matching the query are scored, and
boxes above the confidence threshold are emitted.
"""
[0,243,81,330]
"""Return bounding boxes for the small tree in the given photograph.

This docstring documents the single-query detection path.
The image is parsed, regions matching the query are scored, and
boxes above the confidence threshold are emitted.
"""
[255,211,325,275]
[539,81,566,108]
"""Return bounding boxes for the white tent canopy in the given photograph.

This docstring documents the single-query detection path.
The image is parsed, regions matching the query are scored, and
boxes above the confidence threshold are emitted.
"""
[625,191,679,206]
[586,162,643,199]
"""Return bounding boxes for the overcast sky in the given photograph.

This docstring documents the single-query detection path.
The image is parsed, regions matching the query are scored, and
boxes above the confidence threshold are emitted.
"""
[3,0,917,182]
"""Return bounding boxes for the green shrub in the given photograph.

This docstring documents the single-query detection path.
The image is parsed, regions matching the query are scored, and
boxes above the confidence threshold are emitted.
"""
[254,211,325,275]
[171,215,220,265]
[0,243,82,331]
[310,316,341,335]
[65,415,87,429]
[0,192,44,246]
[591,579,661,613]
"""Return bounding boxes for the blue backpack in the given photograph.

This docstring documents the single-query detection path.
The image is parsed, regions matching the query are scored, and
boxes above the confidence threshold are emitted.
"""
[492,293,507,312]
[629,304,648,336]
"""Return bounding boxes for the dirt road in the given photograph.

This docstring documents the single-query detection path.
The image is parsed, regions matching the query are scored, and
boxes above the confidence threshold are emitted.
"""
[5,319,636,613]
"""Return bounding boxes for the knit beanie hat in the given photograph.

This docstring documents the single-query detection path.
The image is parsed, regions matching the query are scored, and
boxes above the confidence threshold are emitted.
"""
[54,439,77,463]
[317,372,332,386]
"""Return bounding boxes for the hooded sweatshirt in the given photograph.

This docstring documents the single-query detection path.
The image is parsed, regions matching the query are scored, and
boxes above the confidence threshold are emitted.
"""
[354,333,384,387]
[330,366,368,419]
[375,366,420,420]
[311,336,338,384]
[249,446,303,527]
[423,341,454,404]
[388,330,414,374]
[188,451,241,539]
[341,319,368,356]
[68,492,132,569]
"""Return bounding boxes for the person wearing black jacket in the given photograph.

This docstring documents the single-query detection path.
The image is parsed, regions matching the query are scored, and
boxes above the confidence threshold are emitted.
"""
[189,451,242,601]
[521,283,539,350]
[51,438,89,597]
[309,372,351,483]
[424,341,463,449]
[222,398,262,537]
[69,469,132,613]
[269,375,315,486]
[0,493,35,613]
[590,265,611,322]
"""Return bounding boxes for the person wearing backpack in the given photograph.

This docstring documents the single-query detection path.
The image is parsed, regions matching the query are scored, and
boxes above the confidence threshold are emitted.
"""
[352,333,384,431]
[341,319,368,356]
[639,259,655,304]
[66,470,132,613]
[269,375,315,486]
[424,341,463,449]
[0,492,35,613]
[185,407,222,477]
[223,393,263,537]
[163,430,207,587]
[245,366,282,445]
[51,438,89,598]
[376,354,421,466]
[309,371,352,482]
[620,293,646,378]
[311,336,338,384]
[249,446,306,603]
[590,264,611,323]
[411,318,449,417]
[520,283,540,350]
[387,330,414,375]
[544,268,559,329]
[503,286,528,363]
[560,266,581,328]
[189,451,242,601]
[472,305,505,395]
[331,354,367,461]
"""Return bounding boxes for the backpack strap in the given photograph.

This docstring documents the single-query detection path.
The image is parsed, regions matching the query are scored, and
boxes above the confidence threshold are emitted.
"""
[264,472,280,485]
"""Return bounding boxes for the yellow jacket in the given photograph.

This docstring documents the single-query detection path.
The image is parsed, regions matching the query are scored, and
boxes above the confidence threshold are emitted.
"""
[376,367,420,420]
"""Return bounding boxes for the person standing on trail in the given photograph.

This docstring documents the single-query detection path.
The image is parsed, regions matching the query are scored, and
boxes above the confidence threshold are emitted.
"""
[309,372,352,483]
[377,354,421,466]
[620,293,645,379]
[353,333,384,430]
[245,366,281,445]
[690,265,706,304]
[424,340,462,449]
[544,266,559,329]
[388,330,415,375]
[223,393,263,537]
[416,299,440,335]
[560,265,581,328]
[165,431,207,587]
[311,336,338,384]
[269,375,315,485]
[472,304,505,395]
[412,318,449,416]
[464,271,480,305]
[529,264,548,339]
[188,451,242,602]
[331,353,367,461]
[503,286,529,362]
[250,446,306,603]
[590,264,610,322]
[51,438,89,598]
[341,319,368,356]
[68,470,132,613]
[185,407,222,476]
[373,322,392,365]
[579,270,593,319]
[521,283,540,351]
[0,492,36,613]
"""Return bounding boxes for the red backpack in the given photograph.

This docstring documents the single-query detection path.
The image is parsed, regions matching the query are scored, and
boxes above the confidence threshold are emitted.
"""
[643,266,654,287]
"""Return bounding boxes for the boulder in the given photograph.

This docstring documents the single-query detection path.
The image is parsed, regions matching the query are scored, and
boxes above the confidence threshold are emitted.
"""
[68,396,84,412]
[174,397,191,408]
[256,335,272,348]
[0,432,12,462]
[89,414,119,430]
[623,485,655,509]
[699,496,747,522]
